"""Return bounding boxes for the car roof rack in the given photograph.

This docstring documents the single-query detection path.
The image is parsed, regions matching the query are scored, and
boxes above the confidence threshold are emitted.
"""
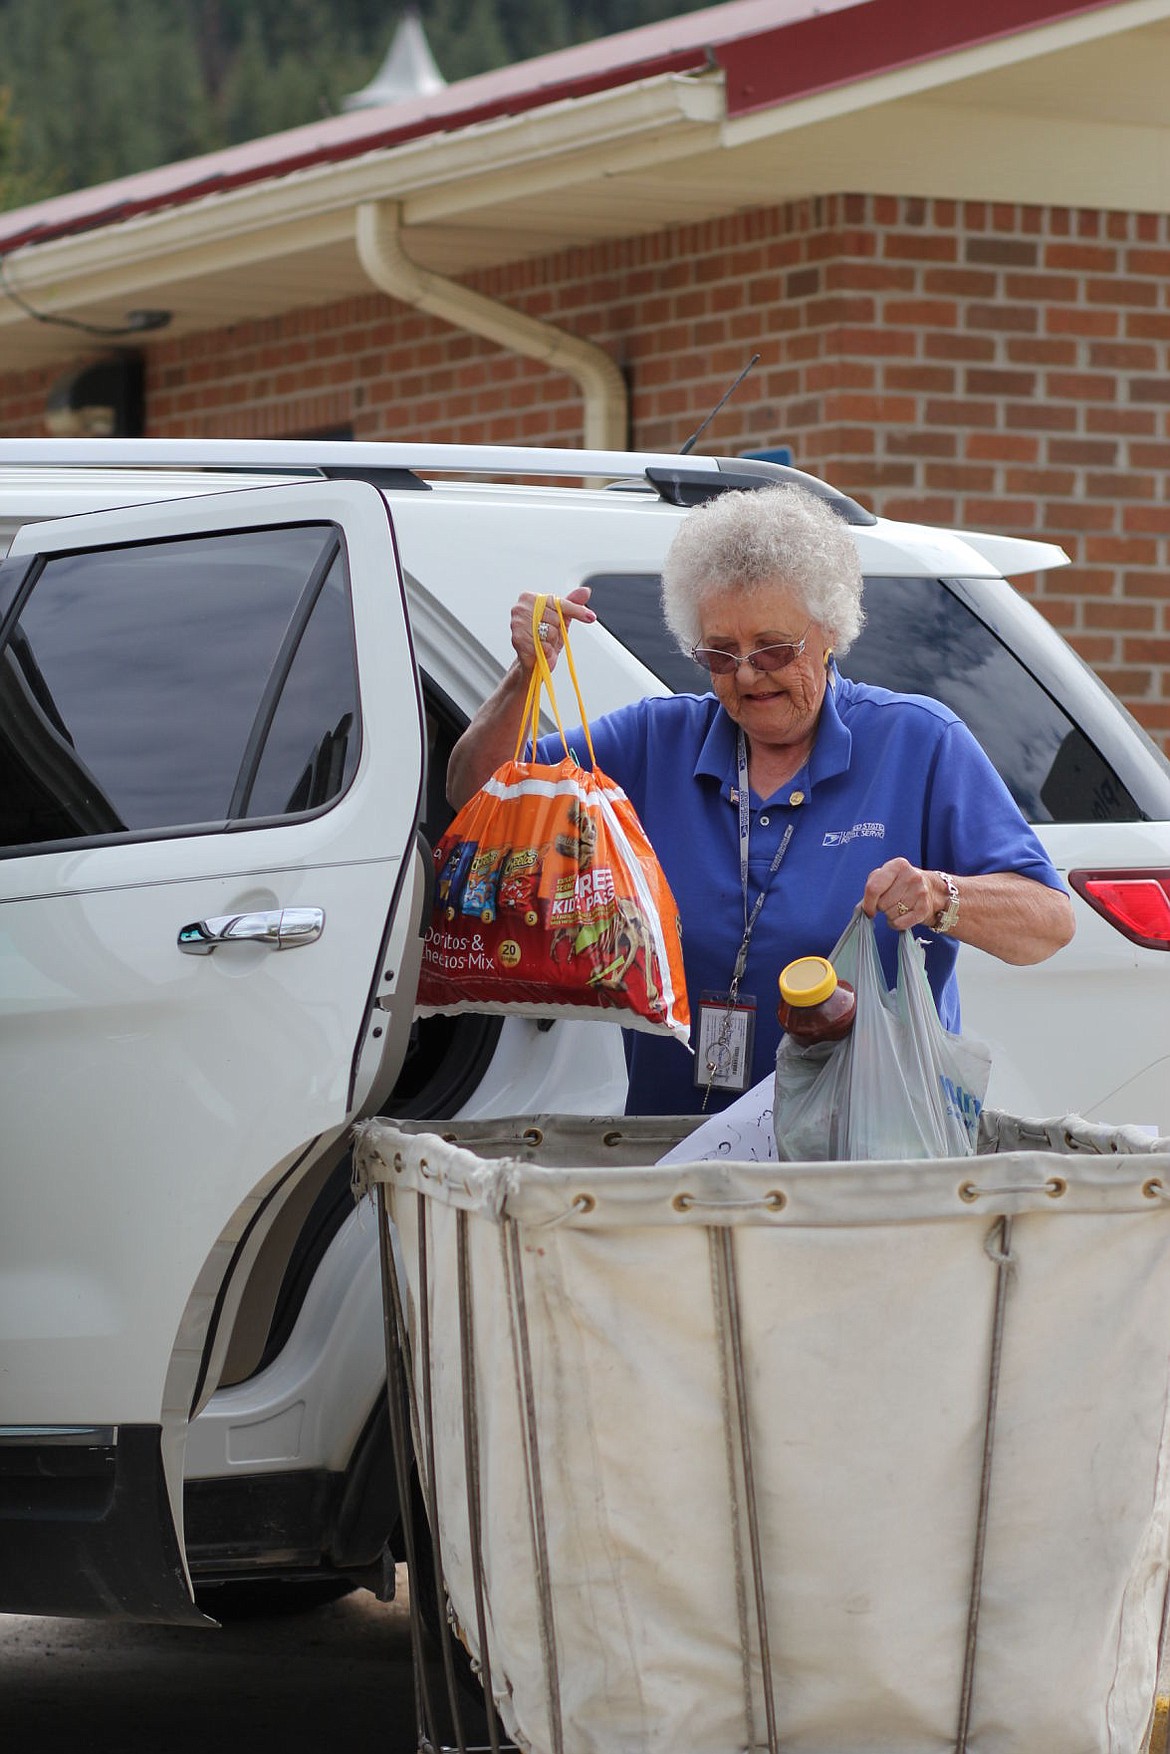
[315,465,430,491]
[0,439,874,522]
[643,458,876,524]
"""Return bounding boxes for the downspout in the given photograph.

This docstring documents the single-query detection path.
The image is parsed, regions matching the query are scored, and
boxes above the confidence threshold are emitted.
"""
[355,198,628,451]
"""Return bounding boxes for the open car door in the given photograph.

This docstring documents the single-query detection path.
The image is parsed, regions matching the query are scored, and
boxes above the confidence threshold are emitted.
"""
[0,479,426,1620]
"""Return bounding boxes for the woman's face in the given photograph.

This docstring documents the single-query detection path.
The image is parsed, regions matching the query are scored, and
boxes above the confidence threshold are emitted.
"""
[697,582,829,752]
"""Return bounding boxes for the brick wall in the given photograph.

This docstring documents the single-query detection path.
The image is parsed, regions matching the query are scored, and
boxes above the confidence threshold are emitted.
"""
[3,190,1170,745]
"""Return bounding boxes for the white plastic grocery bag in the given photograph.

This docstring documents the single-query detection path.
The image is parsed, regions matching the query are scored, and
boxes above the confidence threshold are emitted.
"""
[773,905,991,1161]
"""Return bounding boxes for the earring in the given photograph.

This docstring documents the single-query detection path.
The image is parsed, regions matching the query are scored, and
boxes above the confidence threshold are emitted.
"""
[823,648,833,665]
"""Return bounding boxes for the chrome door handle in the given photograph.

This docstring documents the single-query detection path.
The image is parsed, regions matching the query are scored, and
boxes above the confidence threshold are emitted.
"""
[178,908,325,955]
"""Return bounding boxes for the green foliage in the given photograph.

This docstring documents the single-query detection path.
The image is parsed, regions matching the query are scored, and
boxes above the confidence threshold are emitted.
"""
[1,0,208,196]
[0,89,21,207]
[426,0,512,83]
[0,0,718,209]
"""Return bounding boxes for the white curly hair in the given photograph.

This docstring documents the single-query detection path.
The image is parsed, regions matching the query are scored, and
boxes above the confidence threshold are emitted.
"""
[660,485,865,656]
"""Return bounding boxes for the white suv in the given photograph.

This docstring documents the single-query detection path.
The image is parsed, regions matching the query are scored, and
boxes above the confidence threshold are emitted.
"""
[2,439,1168,1624]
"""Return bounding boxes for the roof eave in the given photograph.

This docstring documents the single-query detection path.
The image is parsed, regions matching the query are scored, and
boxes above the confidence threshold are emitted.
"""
[0,73,725,343]
[1,0,1133,257]
[0,45,714,257]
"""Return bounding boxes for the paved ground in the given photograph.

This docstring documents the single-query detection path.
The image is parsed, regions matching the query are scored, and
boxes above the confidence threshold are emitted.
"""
[0,1571,470,1754]
[4,1574,1166,1752]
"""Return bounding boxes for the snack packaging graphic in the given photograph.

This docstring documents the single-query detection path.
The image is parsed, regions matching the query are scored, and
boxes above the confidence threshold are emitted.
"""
[498,846,541,924]
[460,846,506,921]
[436,840,475,917]
[416,599,689,1042]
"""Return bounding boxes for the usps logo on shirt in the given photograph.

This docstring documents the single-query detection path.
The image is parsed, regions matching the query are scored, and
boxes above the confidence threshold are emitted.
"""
[822,822,886,847]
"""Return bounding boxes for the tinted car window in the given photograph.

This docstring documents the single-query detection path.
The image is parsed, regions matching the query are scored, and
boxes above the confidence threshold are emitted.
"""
[242,548,360,819]
[0,552,32,633]
[584,570,1141,825]
[0,525,347,851]
[585,572,711,695]
[837,577,1141,824]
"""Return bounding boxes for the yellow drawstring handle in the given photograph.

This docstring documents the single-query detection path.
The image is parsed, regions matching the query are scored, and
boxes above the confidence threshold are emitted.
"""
[513,594,597,769]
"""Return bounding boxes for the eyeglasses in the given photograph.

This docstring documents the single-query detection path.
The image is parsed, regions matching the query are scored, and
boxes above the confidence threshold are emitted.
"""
[690,631,810,676]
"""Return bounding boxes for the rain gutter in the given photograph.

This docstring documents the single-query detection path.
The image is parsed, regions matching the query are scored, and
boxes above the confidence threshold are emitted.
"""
[355,199,628,451]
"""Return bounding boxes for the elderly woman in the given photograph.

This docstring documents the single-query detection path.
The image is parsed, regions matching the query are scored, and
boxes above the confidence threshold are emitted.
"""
[448,486,1075,1116]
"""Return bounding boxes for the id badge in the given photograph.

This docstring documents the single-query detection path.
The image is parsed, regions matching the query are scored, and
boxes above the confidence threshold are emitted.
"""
[695,990,757,1093]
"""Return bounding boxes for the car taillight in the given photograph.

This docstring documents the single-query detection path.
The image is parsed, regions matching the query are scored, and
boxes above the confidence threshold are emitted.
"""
[1068,869,1170,950]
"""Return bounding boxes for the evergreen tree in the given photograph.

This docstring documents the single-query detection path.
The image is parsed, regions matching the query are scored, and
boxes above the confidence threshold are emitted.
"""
[497,0,573,58]
[426,0,511,82]
[0,87,49,209]
[1,0,209,192]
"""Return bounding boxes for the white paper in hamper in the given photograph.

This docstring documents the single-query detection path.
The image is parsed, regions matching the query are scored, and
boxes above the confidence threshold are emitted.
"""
[360,1126,1170,1754]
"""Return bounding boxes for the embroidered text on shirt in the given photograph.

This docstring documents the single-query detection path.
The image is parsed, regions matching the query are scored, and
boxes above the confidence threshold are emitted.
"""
[822,822,886,847]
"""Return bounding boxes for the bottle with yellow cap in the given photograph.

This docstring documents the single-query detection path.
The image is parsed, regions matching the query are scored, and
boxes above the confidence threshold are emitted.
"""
[777,954,856,1044]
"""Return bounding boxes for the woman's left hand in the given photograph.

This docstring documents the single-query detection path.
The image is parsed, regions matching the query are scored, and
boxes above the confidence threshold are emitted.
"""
[862,858,940,931]
[862,858,1076,963]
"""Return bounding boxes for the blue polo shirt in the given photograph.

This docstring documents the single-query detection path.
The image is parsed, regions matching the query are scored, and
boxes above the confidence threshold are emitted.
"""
[537,671,1065,1116]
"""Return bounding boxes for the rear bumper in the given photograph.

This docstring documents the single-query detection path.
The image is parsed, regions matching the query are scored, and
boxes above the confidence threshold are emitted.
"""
[0,1423,208,1623]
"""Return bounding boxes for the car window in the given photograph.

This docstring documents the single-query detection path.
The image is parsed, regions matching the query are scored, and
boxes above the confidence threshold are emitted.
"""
[240,546,360,819]
[837,577,1142,824]
[584,570,1142,825]
[0,552,32,633]
[585,572,711,695]
[0,524,357,853]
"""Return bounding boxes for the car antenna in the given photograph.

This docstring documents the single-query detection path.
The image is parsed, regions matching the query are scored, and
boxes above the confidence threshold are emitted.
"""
[678,353,761,456]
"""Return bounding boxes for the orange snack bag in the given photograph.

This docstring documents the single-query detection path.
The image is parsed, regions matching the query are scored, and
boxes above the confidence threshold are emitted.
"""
[416,600,689,1043]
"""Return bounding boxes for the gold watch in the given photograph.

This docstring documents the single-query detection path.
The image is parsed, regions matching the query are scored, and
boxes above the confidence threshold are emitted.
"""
[932,872,960,934]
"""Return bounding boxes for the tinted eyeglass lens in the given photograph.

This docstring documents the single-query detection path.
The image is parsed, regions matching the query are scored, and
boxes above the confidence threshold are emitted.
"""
[692,641,801,675]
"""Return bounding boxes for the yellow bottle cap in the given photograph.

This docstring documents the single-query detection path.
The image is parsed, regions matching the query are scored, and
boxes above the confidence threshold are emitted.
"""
[779,954,838,1008]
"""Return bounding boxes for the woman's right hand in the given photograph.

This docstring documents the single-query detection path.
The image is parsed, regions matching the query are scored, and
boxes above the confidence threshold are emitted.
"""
[510,586,596,671]
[447,586,597,811]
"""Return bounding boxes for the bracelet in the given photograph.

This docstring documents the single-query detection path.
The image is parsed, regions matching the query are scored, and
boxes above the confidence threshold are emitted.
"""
[932,872,960,934]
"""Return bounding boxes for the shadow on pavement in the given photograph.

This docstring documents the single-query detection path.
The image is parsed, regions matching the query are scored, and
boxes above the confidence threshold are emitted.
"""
[0,1581,432,1754]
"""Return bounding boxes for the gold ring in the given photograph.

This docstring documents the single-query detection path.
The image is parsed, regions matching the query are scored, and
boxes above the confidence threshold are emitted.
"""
[895,901,909,916]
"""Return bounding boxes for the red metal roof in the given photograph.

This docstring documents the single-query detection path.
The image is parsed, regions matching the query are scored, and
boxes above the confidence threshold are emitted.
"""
[0,0,1118,254]
[718,0,1117,116]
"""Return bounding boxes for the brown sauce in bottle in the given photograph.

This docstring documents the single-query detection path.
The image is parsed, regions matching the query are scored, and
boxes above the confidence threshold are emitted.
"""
[777,955,856,1044]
